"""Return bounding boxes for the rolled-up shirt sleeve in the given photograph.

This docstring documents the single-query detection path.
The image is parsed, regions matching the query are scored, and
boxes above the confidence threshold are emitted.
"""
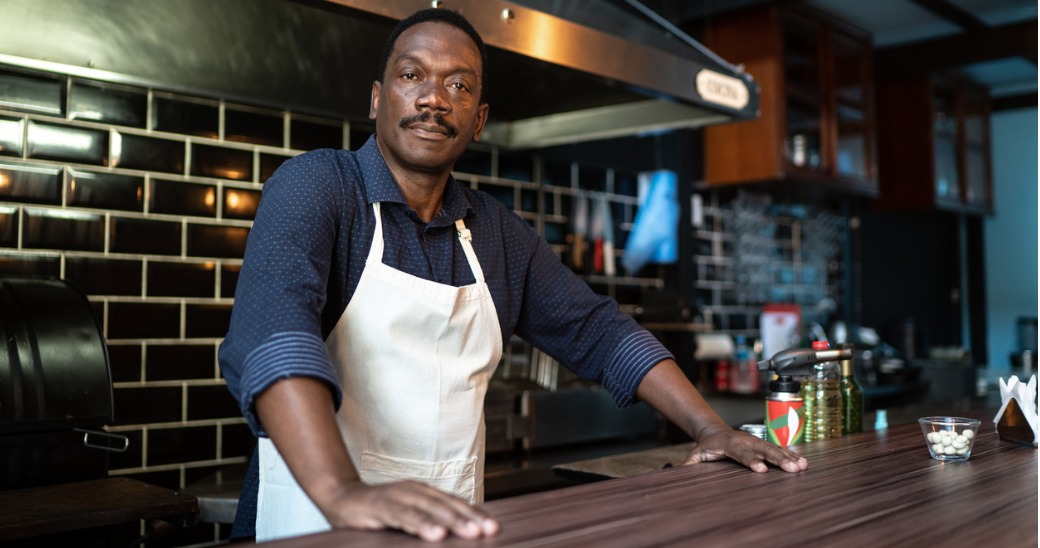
[218,150,347,435]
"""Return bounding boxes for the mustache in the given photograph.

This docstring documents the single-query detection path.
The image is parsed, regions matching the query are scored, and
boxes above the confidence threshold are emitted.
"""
[398,111,458,138]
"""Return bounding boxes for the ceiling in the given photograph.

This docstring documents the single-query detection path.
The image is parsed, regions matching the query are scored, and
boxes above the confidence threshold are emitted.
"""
[626,0,1038,111]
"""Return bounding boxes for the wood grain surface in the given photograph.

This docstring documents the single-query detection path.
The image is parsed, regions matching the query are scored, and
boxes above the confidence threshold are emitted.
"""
[0,477,199,541]
[261,409,1037,547]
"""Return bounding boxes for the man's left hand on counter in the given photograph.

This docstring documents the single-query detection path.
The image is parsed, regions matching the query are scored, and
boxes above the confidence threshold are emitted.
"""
[636,359,808,474]
[681,426,808,473]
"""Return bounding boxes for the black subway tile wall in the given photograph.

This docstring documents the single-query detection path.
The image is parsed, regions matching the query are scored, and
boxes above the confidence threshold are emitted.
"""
[112,132,185,173]
[222,187,261,220]
[108,302,181,339]
[110,217,182,255]
[65,256,143,296]
[0,69,64,115]
[221,423,255,459]
[0,250,58,275]
[23,208,105,250]
[68,168,144,211]
[186,223,248,258]
[144,343,215,382]
[220,263,241,298]
[107,344,143,383]
[0,162,62,204]
[225,107,283,147]
[149,178,216,217]
[26,120,108,164]
[290,117,343,151]
[190,143,252,181]
[147,344,216,381]
[0,61,675,536]
[259,152,292,182]
[149,425,218,466]
[148,260,217,298]
[108,429,144,470]
[0,115,24,156]
[184,303,233,338]
[186,385,240,421]
[69,81,147,128]
[152,96,218,138]
[112,386,183,425]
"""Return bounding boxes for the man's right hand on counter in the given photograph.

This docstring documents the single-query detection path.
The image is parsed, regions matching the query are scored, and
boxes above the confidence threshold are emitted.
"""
[319,479,499,542]
[257,377,500,541]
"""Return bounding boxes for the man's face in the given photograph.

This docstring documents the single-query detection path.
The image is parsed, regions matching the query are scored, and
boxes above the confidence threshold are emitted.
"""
[370,21,489,177]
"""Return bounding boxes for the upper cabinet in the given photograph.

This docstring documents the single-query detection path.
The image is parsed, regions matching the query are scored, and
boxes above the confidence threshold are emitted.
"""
[875,73,993,215]
[702,6,877,196]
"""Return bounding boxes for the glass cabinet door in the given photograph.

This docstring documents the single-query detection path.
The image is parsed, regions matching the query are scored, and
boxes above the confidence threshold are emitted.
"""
[931,85,961,206]
[782,16,822,170]
[961,86,990,209]
[831,33,871,180]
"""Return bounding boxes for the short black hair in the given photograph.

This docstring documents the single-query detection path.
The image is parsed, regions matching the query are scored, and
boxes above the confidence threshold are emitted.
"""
[377,8,488,104]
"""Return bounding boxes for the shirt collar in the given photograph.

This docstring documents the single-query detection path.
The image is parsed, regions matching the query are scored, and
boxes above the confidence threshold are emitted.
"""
[357,135,474,227]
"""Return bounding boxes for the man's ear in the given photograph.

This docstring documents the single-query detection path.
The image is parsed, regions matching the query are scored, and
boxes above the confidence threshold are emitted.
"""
[369,80,381,120]
[472,103,490,142]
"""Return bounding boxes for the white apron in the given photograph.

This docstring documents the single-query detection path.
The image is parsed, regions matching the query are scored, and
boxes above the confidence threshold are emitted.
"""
[256,202,503,541]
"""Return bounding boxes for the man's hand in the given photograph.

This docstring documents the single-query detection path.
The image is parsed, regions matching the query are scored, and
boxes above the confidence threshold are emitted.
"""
[322,480,499,542]
[257,377,500,541]
[636,359,808,474]
[681,426,808,473]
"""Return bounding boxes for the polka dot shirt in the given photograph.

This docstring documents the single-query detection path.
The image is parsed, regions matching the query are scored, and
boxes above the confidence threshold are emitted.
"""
[220,135,672,429]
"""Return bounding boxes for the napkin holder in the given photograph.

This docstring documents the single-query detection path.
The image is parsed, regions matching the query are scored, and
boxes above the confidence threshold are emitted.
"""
[993,375,1038,447]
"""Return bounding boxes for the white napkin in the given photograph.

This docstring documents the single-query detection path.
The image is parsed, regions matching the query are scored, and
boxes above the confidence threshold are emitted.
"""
[993,375,1038,446]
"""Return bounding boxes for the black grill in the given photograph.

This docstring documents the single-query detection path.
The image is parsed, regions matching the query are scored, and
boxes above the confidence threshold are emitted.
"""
[0,276,126,490]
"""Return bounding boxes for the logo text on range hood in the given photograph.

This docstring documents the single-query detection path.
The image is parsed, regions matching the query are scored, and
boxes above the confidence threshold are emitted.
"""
[696,70,750,111]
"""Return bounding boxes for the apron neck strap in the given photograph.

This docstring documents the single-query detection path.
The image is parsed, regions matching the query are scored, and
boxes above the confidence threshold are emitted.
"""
[455,218,485,284]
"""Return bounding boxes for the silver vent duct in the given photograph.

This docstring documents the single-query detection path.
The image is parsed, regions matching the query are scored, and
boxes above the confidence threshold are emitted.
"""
[0,0,758,149]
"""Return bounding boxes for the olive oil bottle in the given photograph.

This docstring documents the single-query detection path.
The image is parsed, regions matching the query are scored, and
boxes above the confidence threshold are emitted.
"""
[801,341,842,441]
[839,351,863,434]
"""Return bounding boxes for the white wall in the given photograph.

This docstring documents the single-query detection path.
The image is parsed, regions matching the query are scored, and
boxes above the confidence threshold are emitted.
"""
[984,107,1038,373]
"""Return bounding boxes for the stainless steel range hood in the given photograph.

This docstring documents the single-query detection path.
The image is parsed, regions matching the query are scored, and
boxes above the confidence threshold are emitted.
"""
[0,0,758,149]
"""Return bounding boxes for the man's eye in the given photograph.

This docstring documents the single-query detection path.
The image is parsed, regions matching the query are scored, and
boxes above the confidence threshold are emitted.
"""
[401,72,418,80]
[451,82,468,91]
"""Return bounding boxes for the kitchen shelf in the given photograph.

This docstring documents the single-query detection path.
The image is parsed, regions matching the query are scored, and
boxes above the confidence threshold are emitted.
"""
[701,4,878,197]
[875,72,993,215]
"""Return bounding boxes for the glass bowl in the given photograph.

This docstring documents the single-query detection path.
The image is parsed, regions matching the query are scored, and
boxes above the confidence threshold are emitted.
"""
[918,417,981,461]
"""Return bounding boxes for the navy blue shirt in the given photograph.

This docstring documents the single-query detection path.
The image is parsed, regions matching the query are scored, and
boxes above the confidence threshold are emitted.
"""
[218,136,672,535]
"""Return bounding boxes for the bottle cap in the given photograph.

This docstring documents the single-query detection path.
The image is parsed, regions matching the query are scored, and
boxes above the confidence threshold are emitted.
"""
[812,340,830,350]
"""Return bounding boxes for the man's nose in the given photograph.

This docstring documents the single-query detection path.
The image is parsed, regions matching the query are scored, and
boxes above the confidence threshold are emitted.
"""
[416,80,450,111]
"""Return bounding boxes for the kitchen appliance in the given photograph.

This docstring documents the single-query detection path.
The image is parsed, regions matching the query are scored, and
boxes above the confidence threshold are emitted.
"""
[0,0,758,150]
[0,276,127,490]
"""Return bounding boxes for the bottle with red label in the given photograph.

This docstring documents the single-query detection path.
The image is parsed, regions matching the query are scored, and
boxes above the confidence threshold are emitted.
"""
[765,369,804,446]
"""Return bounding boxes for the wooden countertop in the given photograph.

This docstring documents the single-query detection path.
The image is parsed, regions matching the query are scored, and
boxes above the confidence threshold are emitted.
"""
[260,408,1037,547]
[0,477,198,542]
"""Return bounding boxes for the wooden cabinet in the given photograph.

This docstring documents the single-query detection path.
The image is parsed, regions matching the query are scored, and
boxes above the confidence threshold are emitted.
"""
[876,73,993,214]
[702,6,877,196]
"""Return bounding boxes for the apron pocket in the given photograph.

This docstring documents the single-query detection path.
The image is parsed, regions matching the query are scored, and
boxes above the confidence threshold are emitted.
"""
[360,451,477,503]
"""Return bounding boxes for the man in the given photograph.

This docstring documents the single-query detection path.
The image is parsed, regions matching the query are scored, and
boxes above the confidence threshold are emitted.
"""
[219,7,807,543]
